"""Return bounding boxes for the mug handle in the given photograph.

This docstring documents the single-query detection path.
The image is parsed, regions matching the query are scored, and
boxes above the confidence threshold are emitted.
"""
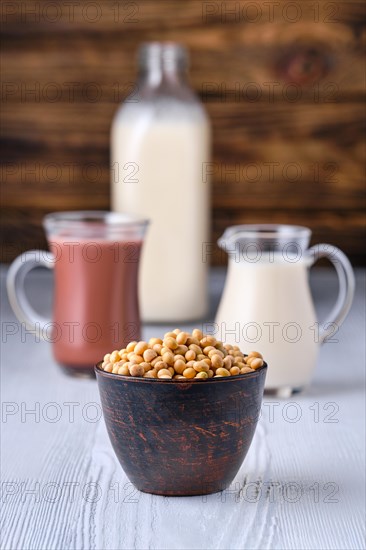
[6,250,55,339]
[307,244,355,343]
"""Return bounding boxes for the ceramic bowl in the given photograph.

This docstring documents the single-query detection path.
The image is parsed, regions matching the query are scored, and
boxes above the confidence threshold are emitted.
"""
[95,362,267,496]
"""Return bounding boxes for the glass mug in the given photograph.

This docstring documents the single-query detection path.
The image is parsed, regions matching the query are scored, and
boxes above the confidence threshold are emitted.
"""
[215,225,355,397]
[7,211,149,376]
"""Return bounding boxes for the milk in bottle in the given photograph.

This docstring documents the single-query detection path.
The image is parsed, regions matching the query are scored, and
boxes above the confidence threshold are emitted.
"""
[111,43,211,321]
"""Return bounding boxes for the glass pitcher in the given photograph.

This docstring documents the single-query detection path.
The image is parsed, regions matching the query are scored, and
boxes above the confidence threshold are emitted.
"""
[215,225,355,396]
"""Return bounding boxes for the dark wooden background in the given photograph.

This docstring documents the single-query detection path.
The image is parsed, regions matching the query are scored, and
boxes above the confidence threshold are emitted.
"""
[2,1,365,264]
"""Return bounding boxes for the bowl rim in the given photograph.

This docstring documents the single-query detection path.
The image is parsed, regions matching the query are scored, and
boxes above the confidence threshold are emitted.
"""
[94,361,267,384]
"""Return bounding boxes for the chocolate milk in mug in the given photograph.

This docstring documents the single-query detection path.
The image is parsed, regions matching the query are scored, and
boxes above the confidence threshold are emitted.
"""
[215,225,355,396]
[7,212,149,376]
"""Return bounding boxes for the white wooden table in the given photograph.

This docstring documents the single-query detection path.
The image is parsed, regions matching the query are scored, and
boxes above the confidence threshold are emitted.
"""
[1,266,365,550]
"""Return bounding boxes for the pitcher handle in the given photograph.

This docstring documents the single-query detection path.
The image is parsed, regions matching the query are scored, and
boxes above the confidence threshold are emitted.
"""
[6,250,55,339]
[307,244,355,343]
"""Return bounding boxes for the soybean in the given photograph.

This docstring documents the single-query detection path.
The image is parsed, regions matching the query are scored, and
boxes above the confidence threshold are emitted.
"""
[101,331,265,382]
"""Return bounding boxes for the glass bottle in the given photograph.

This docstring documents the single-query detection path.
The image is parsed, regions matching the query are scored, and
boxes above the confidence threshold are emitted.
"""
[111,42,211,322]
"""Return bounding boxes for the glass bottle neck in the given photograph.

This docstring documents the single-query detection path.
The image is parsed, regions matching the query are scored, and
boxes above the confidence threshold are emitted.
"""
[138,42,188,88]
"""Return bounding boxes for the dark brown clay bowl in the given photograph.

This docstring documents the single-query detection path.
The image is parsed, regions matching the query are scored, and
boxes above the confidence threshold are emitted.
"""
[95,362,267,496]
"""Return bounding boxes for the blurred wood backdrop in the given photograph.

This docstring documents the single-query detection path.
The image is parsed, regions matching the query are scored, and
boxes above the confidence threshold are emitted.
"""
[1,0,365,264]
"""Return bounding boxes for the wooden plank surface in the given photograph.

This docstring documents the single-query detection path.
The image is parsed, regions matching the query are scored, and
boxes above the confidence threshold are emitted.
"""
[1,266,365,550]
[2,0,365,33]
[1,0,365,264]
[2,27,364,97]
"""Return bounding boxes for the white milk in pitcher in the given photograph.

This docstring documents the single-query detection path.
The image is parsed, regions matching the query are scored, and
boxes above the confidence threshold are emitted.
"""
[215,256,319,390]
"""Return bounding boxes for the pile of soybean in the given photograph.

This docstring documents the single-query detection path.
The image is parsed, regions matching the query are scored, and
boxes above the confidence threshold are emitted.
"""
[101,329,264,380]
